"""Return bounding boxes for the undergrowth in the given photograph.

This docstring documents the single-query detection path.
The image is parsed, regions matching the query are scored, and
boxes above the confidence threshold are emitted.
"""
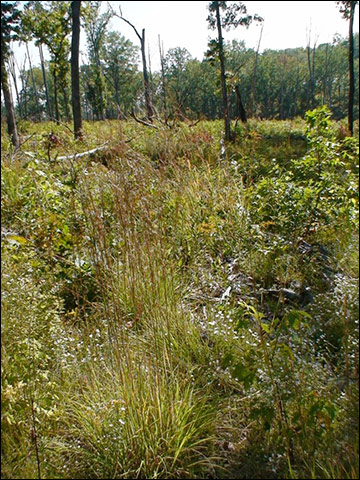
[1,112,359,479]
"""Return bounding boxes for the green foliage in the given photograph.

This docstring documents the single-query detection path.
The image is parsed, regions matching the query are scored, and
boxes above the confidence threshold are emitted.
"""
[249,106,358,241]
[1,2,21,58]
[1,117,358,479]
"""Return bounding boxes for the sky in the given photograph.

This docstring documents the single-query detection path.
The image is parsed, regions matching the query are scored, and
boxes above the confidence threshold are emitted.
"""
[10,1,360,72]
[106,1,359,69]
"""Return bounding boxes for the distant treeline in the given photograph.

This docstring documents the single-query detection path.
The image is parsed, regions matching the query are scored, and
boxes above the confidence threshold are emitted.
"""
[3,4,359,124]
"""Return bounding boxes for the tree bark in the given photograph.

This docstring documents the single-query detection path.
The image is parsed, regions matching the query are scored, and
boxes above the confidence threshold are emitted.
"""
[235,85,247,123]
[249,23,263,117]
[1,53,20,147]
[158,35,168,120]
[348,1,355,136]
[116,10,155,122]
[26,42,41,121]
[39,43,52,119]
[215,1,231,141]
[53,70,60,124]
[8,50,21,118]
[71,1,82,138]
[62,85,70,121]
[140,29,154,122]
[19,62,29,119]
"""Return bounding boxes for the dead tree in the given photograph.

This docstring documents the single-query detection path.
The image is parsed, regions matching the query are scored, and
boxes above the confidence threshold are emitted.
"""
[111,5,155,122]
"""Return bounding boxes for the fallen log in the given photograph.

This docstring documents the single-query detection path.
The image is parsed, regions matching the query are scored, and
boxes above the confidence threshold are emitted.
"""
[24,142,109,161]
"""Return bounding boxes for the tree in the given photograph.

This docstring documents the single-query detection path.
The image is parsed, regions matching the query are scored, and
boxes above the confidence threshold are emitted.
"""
[158,35,168,120]
[22,1,72,123]
[18,65,45,120]
[207,1,262,141]
[101,31,140,118]
[1,2,20,147]
[336,1,358,135]
[164,47,193,118]
[39,42,52,119]
[8,49,22,118]
[71,1,82,138]
[83,1,112,121]
[111,6,155,122]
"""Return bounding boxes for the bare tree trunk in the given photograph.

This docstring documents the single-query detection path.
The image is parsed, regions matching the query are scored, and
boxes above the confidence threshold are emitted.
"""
[115,9,155,122]
[306,28,317,110]
[306,45,314,109]
[348,1,355,136]
[322,43,329,105]
[19,59,29,119]
[158,35,168,120]
[235,85,247,123]
[1,54,19,147]
[62,86,70,121]
[95,61,105,121]
[39,43,52,119]
[71,1,82,138]
[8,50,21,118]
[26,42,41,120]
[215,1,231,141]
[53,70,60,124]
[141,29,154,121]
[293,60,300,117]
[249,23,263,117]
[312,40,317,107]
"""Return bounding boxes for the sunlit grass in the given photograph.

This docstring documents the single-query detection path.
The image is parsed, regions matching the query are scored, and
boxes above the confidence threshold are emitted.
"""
[1,116,358,479]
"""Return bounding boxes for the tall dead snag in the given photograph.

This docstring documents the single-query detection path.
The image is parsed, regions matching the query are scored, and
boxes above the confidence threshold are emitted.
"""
[39,44,52,119]
[113,7,155,122]
[336,1,358,136]
[235,85,247,123]
[71,1,83,139]
[306,24,317,109]
[215,1,231,140]
[8,50,21,118]
[249,23,263,117]
[1,2,20,148]
[158,35,168,121]
[347,2,356,136]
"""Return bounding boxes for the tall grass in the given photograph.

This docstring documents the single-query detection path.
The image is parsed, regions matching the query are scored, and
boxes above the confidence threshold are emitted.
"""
[2,117,358,479]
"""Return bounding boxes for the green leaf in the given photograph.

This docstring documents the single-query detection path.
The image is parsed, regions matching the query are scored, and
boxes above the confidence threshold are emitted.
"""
[285,310,311,330]
[6,235,27,246]
[261,322,272,334]
[232,362,256,389]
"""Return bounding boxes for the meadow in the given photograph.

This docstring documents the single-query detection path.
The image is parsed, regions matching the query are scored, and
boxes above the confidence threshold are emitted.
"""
[1,109,359,479]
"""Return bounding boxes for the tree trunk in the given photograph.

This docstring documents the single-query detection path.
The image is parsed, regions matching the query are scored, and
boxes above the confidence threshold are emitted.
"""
[26,42,41,121]
[20,66,29,119]
[250,23,263,117]
[39,43,52,119]
[62,86,70,121]
[116,13,154,122]
[8,50,21,118]
[1,53,19,148]
[71,1,82,138]
[53,70,60,124]
[158,35,168,120]
[235,85,247,123]
[141,29,154,122]
[215,1,231,141]
[95,63,105,121]
[348,1,355,136]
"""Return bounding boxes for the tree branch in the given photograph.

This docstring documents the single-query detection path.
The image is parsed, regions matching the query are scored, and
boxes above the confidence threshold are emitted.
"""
[107,2,142,42]
[130,109,158,129]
